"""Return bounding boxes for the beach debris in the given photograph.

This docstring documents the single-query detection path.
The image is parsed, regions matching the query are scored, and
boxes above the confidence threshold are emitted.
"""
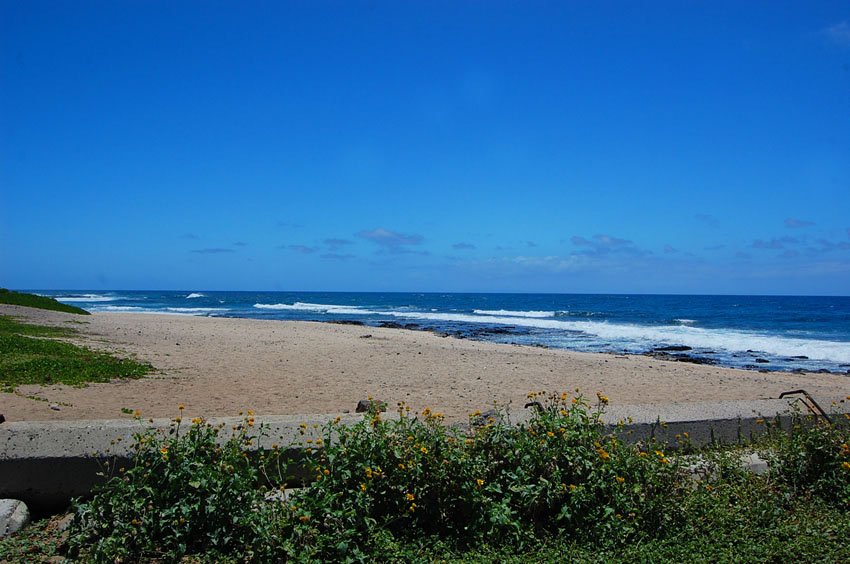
[356,399,387,413]
[0,499,30,538]
[524,401,544,412]
[49,404,61,411]
[0,414,4,424]
[359,334,372,339]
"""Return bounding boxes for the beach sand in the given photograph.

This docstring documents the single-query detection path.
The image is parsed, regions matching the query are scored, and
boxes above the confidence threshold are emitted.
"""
[2,304,848,423]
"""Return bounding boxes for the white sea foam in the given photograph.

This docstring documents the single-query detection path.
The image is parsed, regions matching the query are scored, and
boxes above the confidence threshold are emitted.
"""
[89,305,148,312]
[90,305,224,316]
[473,309,555,318]
[675,319,696,325]
[353,309,850,364]
[55,294,121,303]
[165,307,227,314]
[186,293,205,299]
[253,302,369,315]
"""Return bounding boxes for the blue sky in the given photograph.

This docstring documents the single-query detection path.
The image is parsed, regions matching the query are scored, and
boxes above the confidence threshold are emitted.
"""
[2,1,849,295]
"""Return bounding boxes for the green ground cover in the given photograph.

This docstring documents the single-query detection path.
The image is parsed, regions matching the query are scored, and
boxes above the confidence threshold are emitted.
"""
[3,394,848,562]
[0,314,152,391]
[0,289,90,315]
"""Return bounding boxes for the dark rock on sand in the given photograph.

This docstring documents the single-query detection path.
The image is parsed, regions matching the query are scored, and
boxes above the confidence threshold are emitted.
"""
[470,409,501,427]
[328,320,365,326]
[356,399,387,413]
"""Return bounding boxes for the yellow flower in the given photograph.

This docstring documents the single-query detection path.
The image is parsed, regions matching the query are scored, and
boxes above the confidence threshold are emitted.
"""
[569,484,577,491]
[638,451,648,458]
[661,457,670,465]
[133,409,142,418]
[407,435,414,442]
[398,463,406,470]
[247,417,255,427]
[420,446,428,454]
[178,404,185,411]
[247,409,254,416]
[560,392,568,401]
[360,483,367,492]
[655,450,665,458]
[365,467,373,479]
[546,431,554,438]
[173,416,182,423]
[315,438,324,445]
[408,503,417,513]
[191,417,203,425]
[843,461,850,470]
[324,469,330,476]
[596,392,609,404]
[465,438,474,446]
[406,493,415,501]
[160,446,168,455]
[616,476,625,484]
[476,478,485,487]
[299,515,310,523]
[597,448,610,461]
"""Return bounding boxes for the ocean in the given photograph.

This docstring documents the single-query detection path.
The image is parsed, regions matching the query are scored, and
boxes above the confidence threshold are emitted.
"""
[39,291,850,375]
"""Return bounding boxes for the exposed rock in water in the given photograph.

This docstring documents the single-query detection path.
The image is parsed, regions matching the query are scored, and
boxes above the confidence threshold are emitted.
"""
[755,358,770,364]
[378,321,421,331]
[654,345,693,352]
[328,320,365,326]
[644,351,715,365]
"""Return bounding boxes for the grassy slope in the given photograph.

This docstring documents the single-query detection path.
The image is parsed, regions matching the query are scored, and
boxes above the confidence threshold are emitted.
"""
[0,288,90,315]
[0,314,152,391]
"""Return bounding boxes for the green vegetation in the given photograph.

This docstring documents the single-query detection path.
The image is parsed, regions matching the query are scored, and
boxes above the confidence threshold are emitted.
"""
[0,314,152,391]
[0,288,90,315]
[4,394,843,562]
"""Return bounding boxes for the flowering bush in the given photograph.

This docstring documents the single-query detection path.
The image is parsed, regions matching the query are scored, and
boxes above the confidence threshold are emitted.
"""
[67,411,285,562]
[64,394,850,561]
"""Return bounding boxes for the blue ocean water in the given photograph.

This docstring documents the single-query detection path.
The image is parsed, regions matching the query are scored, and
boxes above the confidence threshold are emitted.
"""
[39,291,850,374]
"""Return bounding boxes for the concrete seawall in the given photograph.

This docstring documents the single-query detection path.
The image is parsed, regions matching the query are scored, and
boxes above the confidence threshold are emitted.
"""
[2,398,848,513]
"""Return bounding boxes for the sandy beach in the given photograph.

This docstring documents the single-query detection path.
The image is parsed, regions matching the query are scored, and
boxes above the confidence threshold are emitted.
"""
[2,304,848,423]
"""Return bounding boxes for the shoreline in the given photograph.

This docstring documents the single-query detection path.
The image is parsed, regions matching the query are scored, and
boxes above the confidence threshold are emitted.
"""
[3,304,849,423]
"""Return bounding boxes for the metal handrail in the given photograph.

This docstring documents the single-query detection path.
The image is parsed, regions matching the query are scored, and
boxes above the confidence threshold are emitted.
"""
[778,389,834,425]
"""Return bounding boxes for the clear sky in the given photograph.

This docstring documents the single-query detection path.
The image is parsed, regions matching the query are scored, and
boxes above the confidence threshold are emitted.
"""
[2,1,849,295]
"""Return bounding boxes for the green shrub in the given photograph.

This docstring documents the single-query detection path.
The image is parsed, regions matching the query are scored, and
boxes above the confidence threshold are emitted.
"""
[68,413,286,562]
[762,412,850,508]
[0,289,90,314]
[64,395,850,562]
